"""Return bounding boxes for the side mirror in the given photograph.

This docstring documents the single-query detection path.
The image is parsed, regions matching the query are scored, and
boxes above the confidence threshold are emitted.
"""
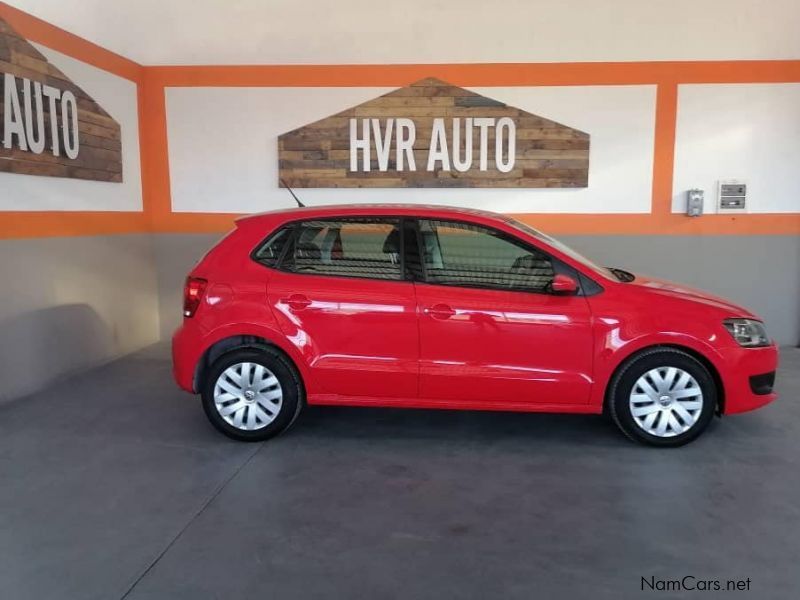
[551,273,579,295]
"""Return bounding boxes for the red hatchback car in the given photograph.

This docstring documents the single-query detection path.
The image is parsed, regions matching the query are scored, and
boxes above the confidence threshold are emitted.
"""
[172,205,778,446]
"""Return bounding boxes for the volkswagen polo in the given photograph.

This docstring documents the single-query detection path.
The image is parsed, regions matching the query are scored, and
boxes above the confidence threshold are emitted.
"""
[172,205,778,446]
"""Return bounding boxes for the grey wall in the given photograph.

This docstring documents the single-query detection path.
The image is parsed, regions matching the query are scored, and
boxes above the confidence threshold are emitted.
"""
[0,235,161,403]
[154,233,800,347]
[153,233,223,340]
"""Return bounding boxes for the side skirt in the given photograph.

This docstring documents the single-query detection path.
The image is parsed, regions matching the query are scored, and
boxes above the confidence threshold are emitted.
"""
[307,394,602,414]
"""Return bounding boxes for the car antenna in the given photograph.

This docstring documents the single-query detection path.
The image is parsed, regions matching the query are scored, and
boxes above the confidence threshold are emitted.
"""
[280,179,306,208]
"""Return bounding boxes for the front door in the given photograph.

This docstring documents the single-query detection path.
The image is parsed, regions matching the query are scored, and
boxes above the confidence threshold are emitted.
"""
[413,218,594,406]
[266,217,418,399]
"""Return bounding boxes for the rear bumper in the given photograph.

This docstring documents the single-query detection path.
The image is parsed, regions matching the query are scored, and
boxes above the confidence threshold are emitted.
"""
[720,344,779,415]
[172,322,203,393]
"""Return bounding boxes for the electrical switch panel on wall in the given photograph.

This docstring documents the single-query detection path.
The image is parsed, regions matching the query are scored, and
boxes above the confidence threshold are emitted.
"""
[718,180,748,213]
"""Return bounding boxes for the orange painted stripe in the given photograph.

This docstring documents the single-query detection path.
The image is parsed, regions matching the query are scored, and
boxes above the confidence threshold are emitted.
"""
[6,210,794,239]
[147,60,800,88]
[151,212,242,234]
[651,82,678,215]
[139,74,173,228]
[510,213,800,236]
[0,2,142,81]
[0,212,148,239]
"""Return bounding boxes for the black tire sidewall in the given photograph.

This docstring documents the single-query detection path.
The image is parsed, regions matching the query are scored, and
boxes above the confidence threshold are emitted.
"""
[610,349,716,447]
[201,347,303,442]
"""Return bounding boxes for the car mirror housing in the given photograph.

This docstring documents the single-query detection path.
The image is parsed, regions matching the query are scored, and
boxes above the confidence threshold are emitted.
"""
[551,273,579,295]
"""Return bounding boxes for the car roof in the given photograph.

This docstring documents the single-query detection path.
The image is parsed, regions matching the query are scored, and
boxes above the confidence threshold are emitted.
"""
[236,203,507,226]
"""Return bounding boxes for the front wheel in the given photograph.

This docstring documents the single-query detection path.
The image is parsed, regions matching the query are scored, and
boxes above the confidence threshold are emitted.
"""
[201,347,304,441]
[609,348,716,447]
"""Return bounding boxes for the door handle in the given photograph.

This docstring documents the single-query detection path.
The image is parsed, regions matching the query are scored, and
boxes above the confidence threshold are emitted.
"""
[423,303,455,320]
[281,294,312,311]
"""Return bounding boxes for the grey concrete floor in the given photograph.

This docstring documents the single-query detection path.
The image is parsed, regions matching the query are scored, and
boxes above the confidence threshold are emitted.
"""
[1,344,799,600]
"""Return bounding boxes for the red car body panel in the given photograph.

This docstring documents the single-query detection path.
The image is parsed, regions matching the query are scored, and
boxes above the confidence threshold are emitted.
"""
[172,205,778,417]
[266,270,419,399]
[413,284,594,405]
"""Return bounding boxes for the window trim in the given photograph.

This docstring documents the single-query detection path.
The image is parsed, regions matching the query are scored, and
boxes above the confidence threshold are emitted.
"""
[251,216,408,284]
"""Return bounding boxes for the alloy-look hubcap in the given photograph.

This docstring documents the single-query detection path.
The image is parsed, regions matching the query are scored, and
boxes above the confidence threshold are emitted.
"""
[629,367,703,438]
[213,362,283,431]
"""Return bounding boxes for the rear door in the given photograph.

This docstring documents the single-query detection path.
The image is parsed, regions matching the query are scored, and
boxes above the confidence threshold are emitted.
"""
[411,218,594,406]
[263,217,419,400]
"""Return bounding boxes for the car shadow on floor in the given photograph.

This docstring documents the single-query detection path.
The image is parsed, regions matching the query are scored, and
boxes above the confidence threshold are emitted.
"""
[285,403,635,449]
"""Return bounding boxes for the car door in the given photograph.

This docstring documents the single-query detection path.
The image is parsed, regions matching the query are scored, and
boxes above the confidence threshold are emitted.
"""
[412,218,594,406]
[264,217,418,400]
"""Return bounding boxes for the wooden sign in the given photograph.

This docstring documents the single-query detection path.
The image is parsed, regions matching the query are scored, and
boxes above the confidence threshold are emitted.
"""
[0,16,122,182]
[278,78,589,188]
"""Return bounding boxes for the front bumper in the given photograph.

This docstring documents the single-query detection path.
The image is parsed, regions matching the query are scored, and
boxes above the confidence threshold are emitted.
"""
[749,371,776,396]
[719,343,779,414]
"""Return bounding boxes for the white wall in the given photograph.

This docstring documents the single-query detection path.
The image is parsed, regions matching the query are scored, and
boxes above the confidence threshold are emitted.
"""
[672,83,800,214]
[0,44,142,212]
[166,85,656,214]
[9,0,800,65]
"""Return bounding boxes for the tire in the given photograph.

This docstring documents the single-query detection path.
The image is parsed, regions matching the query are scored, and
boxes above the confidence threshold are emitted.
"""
[608,348,717,447]
[201,346,304,442]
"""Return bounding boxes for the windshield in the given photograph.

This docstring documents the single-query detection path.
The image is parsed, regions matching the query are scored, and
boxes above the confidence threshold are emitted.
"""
[504,217,617,281]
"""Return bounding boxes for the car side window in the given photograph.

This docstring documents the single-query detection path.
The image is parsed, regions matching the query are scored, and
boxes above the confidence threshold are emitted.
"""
[417,219,555,292]
[253,227,293,267]
[279,218,403,281]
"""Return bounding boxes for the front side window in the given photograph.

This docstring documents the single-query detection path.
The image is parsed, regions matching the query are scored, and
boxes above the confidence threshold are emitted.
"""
[417,219,555,292]
[279,218,402,281]
[504,216,615,281]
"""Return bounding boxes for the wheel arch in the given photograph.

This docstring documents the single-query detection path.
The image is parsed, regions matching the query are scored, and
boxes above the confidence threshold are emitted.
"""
[602,343,726,416]
[193,331,307,395]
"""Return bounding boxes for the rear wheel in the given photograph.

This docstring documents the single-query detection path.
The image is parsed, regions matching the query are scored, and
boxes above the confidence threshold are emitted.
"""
[609,348,716,447]
[201,347,304,441]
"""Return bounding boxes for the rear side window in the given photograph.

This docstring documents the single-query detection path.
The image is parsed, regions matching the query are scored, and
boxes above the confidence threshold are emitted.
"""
[417,219,555,292]
[259,218,403,281]
[253,227,293,267]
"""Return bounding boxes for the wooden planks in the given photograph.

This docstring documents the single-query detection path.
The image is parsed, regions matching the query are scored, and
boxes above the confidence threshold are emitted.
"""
[0,16,122,183]
[278,77,589,188]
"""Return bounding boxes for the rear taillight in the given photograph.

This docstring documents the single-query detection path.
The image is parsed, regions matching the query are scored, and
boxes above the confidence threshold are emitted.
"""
[183,277,207,318]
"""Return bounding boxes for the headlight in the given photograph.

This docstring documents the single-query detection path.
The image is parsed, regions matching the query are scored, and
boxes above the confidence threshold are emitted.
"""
[723,318,770,347]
